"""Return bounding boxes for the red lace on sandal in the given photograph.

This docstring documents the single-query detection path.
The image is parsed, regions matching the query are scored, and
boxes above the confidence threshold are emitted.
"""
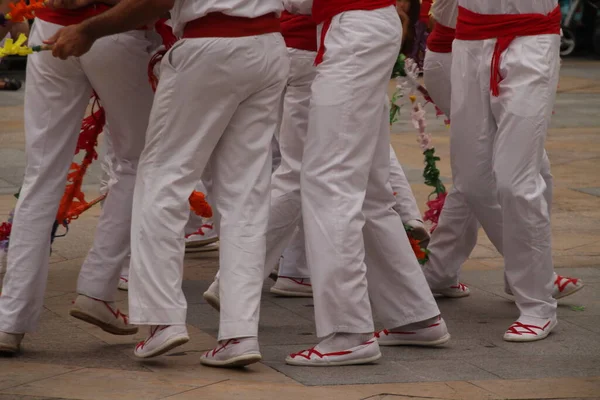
[554,275,578,293]
[279,276,311,287]
[506,321,551,336]
[449,283,468,291]
[205,339,240,357]
[185,223,213,239]
[136,325,167,350]
[290,340,375,360]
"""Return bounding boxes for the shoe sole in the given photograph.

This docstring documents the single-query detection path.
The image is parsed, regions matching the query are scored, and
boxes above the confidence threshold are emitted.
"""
[135,335,190,359]
[0,344,18,354]
[200,353,262,368]
[433,290,470,299]
[69,309,138,336]
[554,284,584,300]
[270,287,313,298]
[503,320,558,343]
[185,237,219,248]
[378,333,451,347]
[285,352,382,367]
[203,292,220,311]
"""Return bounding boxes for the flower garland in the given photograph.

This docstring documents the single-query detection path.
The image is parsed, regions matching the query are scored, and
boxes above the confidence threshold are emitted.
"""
[0,33,50,58]
[390,54,428,265]
[389,55,448,263]
[0,0,45,26]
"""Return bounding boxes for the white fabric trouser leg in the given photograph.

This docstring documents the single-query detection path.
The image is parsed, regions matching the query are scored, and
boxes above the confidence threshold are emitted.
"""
[0,21,154,333]
[450,36,559,319]
[301,7,440,338]
[129,34,288,341]
[423,49,555,291]
[271,135,282,173]
[279,224,309,278]
[99,124,117,198]
[76,30,155,302]
[389,146,422,222]
[185,181,208,236]
[422,50,482,288]
[262,48,317,278]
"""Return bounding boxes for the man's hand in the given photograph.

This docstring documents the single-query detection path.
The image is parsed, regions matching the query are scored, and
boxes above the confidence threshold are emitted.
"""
[46,0,96,9]
[44,24,95,59]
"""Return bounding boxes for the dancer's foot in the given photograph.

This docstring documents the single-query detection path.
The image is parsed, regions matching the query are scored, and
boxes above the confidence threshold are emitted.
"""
[70,295,138,335]
[503,316,557,342]
[286,333,380,366]
[270,277,312,297]
[203,279,220,311]
[185,223,219,248]
[504,274,584,300]
[117,276,129,291]
[553,275,584,299]
[375,316,450,346]
[0,331,23,354]
[432,283,470,298]
[134,325,189,358]
[200,337,262,368]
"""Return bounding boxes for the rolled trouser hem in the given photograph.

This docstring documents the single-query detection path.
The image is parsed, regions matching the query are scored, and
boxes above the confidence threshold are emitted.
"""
[316,324,375,339]
[77,277,117,303]
[218,319,259,341]
[422,267,460,290]
[381,308,440,331]
[0,323,28,335]
[129,307,187,326]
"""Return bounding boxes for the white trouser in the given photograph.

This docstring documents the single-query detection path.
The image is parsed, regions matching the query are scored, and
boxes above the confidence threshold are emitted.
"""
[279,225,309,278]
[389,145,422,222]
[261,48,316,279]
[265,7,439,338]
[0,21,154,333]
[129,34,288,341]
[423,49,555,290]
[449,36,559,320]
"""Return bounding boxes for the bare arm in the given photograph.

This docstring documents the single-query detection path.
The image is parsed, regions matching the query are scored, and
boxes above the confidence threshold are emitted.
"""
[46,0,173,59]
[78,0,173,40]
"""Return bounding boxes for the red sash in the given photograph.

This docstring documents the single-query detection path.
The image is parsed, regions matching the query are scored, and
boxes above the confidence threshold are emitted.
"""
[456,5,561,96]
[36,4,110,26]
[426,22,455,53]
[281,11,317,52]
[312,0,395,65]
[183,12,280,39]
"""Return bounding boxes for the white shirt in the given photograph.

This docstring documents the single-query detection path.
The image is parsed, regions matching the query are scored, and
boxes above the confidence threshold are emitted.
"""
[283,0,313,15]
[171,0,284,37]
[458,0,558,15]
[432,0,458,28]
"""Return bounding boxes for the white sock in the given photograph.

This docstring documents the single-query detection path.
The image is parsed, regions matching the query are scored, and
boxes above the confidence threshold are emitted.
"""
[391,316,439,332]
[315,332,372,353]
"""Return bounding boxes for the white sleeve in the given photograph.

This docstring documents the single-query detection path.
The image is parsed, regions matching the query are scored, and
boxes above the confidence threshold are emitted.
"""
[282,0,313,15]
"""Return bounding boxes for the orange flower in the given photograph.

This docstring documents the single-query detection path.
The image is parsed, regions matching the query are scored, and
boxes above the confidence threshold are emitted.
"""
[409,236,427,263]
[189,191,213,219]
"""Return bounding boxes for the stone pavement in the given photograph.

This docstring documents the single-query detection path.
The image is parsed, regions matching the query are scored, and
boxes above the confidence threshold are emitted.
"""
[0,59,599,399]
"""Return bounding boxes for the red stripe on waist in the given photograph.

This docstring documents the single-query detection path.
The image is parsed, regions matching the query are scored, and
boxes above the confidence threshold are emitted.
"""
[455,5,561,96]
[183,12,280,39]
[426,22,455,53]
[36,5,110,26]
